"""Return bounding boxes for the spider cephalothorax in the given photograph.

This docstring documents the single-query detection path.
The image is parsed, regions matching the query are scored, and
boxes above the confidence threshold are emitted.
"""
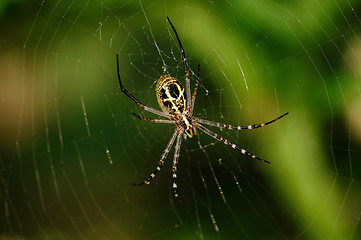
[116,16,288,200]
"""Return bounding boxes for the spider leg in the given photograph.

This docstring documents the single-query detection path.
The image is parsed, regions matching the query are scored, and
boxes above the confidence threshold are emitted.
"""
[196,123,270,164]
[166,17,191,110]
[172,132,183,200]
[116,54,172,119]
[190,64,200,114]
[132,131,178,186]
[197,112,289,130]
[132,113,174,124]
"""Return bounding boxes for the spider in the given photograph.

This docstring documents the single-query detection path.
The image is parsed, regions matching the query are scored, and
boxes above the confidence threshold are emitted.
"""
[116,16,288,200]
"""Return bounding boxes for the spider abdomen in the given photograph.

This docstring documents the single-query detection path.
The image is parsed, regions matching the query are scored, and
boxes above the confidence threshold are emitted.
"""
[156,75,186,114]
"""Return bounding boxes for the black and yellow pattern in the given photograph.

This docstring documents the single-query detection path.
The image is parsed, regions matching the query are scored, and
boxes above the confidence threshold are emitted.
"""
[156,75,186,114]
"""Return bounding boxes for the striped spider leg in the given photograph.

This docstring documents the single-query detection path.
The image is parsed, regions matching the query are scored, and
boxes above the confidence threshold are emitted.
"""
[190,64,200,114]
[132,131,177,186]
[196,112,289,131]
[193,112,289,164]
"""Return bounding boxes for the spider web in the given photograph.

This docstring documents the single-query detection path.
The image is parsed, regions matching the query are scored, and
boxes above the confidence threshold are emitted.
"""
[1,0,361,239]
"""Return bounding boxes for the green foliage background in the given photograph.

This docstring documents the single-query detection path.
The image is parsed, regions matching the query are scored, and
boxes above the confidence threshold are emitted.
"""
[1,0,361,239]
